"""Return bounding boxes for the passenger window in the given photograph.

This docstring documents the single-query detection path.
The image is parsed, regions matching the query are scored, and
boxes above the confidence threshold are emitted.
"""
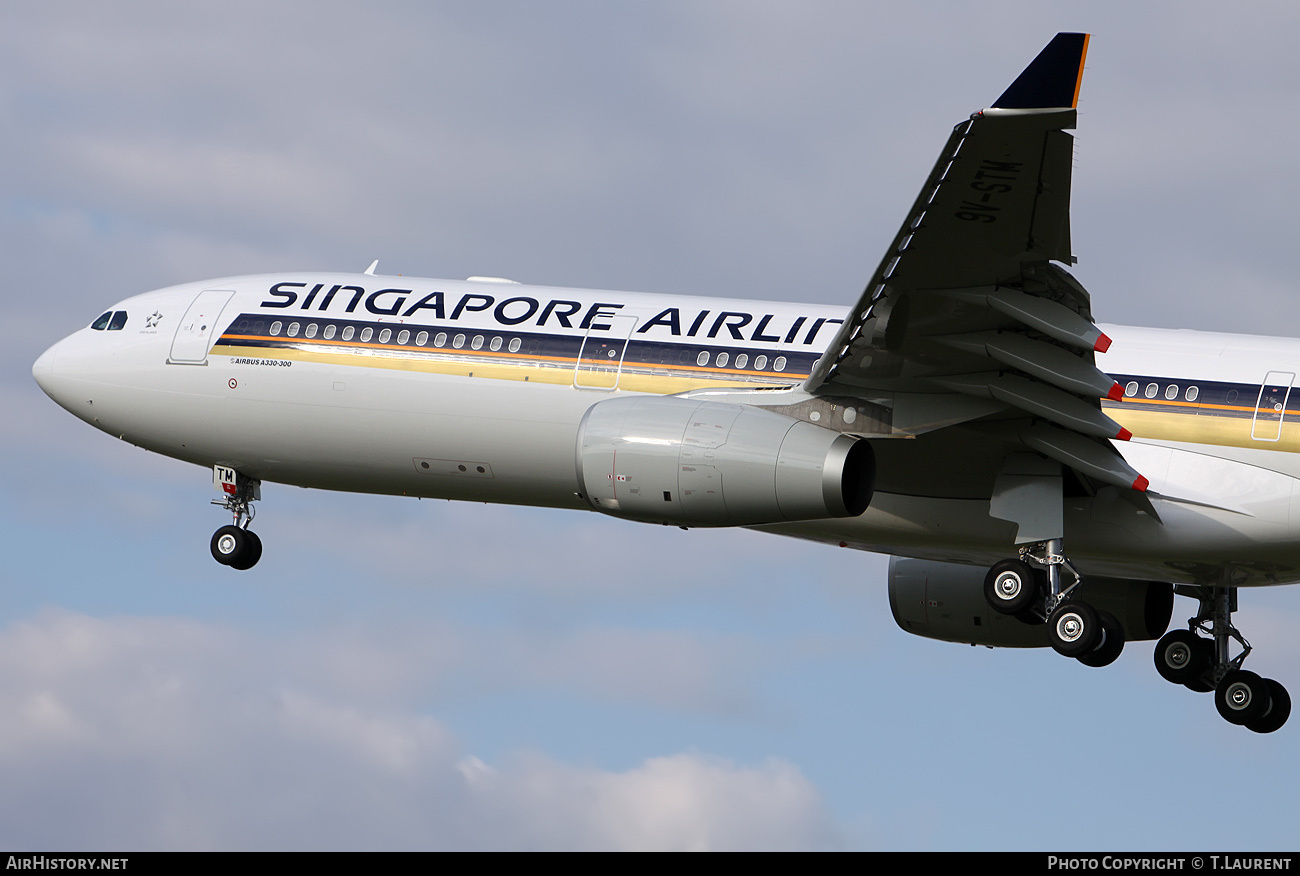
[696,351,709,366]
[509,338,521,353]
[342,326,355,341]
[716,352,729,367]
[453,334,466,349]
[1186,386,1199,402]
[1165,384,1178,400]
[490,336,502,352]
[774,356,787,372]
[435,332,448,347]
[1125,381,1138,397]
[360,327,373,342]
[91,311,113,330]
[755,355,769,371]
[416,331,428,346]
[471,335,484,350]
[108,311,128,331]
[379,328,392,343]
[323,325,336,340]
[735,353,748,369]
[304,324,318,339]
[269,321,282,336]
[287,322,300,337]
[1145,383,1158,398]
[397,330,410,345]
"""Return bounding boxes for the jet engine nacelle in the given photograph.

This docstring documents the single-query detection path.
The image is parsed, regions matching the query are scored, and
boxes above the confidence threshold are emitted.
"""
[888,557,1173,648]
[575,396,874,526]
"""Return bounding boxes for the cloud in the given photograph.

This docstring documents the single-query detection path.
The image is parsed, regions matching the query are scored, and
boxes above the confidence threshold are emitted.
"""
[0,610,840,850]
[460,750,838,851]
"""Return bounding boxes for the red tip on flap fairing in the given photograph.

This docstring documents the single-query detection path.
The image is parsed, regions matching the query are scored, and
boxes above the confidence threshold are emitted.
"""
[1116,428,1132,441]
[1094,333,1113,353]
[1107,382,1124,401]
[1132,475,1149,492]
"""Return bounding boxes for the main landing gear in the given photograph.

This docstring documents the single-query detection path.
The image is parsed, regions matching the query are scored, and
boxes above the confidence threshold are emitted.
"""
[985,548,1290,732]
[984,537,1125,668]
[1153,587,1290,733]
[210,470,262,570]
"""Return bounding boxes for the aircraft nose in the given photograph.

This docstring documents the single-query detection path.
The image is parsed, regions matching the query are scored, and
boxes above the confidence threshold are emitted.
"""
[32,341,59,397]
[32,336,85,418]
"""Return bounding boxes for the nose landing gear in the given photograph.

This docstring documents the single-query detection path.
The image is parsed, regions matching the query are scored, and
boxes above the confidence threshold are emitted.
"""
[210,465,262,570]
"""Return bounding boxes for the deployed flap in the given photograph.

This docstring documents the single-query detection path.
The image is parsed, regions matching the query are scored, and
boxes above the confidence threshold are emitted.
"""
[990,453,1063,544]
[801,33,1145,494]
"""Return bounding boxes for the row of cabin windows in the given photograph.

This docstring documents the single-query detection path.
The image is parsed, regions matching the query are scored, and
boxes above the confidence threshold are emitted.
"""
[1124,381,1200,402]
[694,350,787,372]
[90,311,128,331]
[268,321,524,354]
[264,320,790,372]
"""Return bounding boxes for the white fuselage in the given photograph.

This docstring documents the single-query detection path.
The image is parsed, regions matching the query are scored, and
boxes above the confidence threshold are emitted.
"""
[33,273,1300,588]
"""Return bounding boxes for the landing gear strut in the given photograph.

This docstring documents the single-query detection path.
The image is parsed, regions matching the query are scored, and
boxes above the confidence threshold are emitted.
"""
[983,537,1124,668]
[210,467,262,570]
[1154,587,1290,733]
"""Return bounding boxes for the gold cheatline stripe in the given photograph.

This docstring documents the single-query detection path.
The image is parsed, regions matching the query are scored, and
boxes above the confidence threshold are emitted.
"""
[212,344,803,395]
[1111,407,1300,454]
[1108,397,1262,415]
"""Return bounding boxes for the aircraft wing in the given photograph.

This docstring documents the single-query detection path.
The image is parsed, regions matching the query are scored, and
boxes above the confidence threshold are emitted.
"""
[803,33,1146,493]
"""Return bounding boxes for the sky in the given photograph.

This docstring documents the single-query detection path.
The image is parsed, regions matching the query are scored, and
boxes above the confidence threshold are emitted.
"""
[5,0,1300,852]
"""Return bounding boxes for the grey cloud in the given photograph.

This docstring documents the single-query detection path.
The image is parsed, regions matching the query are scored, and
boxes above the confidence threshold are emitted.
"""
[0,610,840,850]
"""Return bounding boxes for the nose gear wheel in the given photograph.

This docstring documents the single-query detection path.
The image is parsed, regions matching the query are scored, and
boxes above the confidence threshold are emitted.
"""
[210,471,263,571]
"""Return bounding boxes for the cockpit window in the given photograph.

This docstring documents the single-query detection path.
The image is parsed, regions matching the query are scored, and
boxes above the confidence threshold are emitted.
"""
[91,311,113,330]
[107,311,128,330]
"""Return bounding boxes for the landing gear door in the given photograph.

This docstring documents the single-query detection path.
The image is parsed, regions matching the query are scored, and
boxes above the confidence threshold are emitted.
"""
[1251,371,1295,442]
[574,314,638,390]
[169,289,235,364]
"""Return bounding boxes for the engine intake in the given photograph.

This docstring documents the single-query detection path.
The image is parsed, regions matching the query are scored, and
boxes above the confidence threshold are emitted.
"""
[576,396,874,526]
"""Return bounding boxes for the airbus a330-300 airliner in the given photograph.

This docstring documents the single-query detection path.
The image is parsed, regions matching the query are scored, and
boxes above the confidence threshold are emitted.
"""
[34,34,1300,731]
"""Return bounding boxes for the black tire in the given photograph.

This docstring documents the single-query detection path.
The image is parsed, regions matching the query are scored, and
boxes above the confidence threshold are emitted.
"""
[1153,630,1209,685]
[1247,679,1291,734]
[210,525,247,567]
[1183,638,1217,693]
[1047,601,1100,657]
[1216,669,1271,725]
[984,560,1040,615]
[229,530,263,571]
[1077,609,1125,668]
